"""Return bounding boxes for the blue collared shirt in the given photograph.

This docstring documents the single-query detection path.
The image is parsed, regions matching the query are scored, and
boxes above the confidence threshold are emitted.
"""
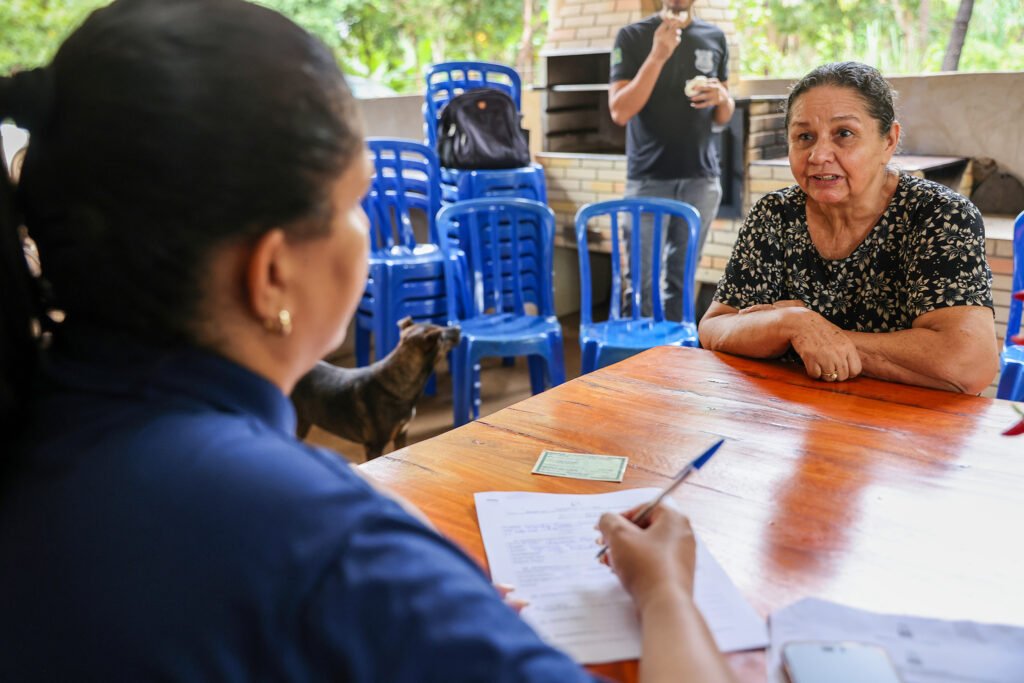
[0,327,594,681]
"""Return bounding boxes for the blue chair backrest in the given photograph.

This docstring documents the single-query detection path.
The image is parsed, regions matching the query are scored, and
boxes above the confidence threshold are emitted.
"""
[575,197,701,326]
[455,167,547,203]
[364,138,441,250]
[423,62,521,148]
[1004,210,1024,350]
[437,198,555,324]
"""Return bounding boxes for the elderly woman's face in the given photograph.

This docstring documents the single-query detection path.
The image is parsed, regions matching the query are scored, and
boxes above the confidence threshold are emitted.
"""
[787,85,898,207]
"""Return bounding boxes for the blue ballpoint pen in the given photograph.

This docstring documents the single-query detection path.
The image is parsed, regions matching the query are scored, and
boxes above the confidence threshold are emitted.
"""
[596,438,725,559]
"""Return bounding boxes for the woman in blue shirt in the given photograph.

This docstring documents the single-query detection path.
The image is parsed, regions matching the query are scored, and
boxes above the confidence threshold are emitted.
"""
[0,1,732,680]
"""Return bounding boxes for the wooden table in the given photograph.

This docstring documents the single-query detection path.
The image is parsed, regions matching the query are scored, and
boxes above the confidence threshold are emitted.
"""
[360,346,1024,681]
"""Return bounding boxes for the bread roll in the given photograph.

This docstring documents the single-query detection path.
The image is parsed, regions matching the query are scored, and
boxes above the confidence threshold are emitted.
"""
[684,75,709,97]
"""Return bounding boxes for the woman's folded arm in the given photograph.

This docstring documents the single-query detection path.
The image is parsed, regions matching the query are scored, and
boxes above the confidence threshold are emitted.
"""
[843,305,1000,394]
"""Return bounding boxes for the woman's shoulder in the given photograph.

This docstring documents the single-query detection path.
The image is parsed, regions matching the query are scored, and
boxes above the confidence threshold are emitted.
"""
[895,173,981,221]
[753,184,805,209]
[744,185,805,227]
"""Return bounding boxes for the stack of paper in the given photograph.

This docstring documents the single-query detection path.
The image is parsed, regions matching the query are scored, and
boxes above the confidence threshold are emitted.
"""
[474,488,769,664]
[769,597,1024,683]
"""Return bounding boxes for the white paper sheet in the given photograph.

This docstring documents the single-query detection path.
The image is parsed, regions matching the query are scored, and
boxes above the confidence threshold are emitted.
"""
[768,597,1024,683]
[474,488,768,664]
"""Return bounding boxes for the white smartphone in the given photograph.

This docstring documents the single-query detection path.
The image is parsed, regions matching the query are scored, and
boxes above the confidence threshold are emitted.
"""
[783,641,902,683]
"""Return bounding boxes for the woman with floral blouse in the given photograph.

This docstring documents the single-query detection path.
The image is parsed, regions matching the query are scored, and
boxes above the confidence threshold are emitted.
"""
[699,62,998,394]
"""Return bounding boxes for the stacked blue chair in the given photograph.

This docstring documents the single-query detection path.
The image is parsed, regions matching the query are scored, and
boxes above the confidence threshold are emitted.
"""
[436,198,565,427]
[449,167,547,204]
[356,138,449,367]
[423,61,546,206]
[996,210,1024,401]
[575,197,702,374]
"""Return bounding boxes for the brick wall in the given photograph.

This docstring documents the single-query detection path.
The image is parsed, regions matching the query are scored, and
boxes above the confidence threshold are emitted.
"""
[537,153,628,250]
[545,0,739,79]
[697,97,786,285]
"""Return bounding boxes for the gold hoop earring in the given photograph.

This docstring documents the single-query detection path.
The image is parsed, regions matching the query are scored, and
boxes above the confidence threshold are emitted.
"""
[264,309,292,336]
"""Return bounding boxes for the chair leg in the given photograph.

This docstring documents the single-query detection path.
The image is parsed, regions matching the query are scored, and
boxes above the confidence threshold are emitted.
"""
[384,313,403,362]
[472,361,482,420]
[997,361,1024,401]
[528,356,545,394]
[355,321,371,367]
[372,311,389,364]
[450,344,471,428]
[581,341,598,375]
[549,335,566,386]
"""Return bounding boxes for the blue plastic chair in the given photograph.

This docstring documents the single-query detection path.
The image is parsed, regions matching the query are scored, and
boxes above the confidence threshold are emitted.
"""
[443,166,547,204]
[437,198,566,427]
[575,198,702,374]
[996,210,1024,401]
[422,61,546,208]
[356,138,448,365]
[423,61,521,149]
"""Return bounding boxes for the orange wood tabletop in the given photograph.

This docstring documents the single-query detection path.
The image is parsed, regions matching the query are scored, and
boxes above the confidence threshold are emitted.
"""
[359,346,1024,682]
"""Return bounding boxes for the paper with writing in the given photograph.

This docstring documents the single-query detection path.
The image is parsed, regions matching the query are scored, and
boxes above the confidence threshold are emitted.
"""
[474,488,768,664]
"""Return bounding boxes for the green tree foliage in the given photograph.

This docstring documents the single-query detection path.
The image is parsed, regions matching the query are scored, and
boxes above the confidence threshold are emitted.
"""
[0,0,546,95]
[0,0,107,71]
[734,0,1024,77]
[255,0,544,93]
[2,0,1019,88]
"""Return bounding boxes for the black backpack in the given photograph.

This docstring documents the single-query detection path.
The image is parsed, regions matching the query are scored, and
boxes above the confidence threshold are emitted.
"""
[436,88,531,170]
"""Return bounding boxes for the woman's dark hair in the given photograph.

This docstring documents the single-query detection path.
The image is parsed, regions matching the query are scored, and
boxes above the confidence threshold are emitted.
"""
[0,0,363,435]
[784,61,897,136]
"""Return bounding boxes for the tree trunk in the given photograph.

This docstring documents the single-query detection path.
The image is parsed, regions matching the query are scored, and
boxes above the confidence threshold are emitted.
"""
[886,0,914,72]
[918,0,930,72]
[941,0,974,72]
[516,0,538,82]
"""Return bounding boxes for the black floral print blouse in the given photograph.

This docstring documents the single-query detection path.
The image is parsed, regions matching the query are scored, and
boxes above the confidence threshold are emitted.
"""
[714,173,994,333]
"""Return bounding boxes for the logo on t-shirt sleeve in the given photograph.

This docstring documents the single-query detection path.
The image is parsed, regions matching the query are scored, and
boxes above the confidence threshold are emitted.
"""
[611,47,623,67]
[694,49,715,74]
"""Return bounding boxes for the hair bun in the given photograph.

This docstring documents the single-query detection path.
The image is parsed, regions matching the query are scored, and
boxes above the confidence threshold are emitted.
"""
[1,67,56,133]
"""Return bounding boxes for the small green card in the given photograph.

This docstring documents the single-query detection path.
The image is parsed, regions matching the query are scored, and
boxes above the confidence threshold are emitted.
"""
[531,450,628,482]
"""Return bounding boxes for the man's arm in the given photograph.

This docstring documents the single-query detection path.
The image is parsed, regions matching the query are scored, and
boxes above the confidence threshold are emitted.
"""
[608,16,684,126]
[844,305,999,394]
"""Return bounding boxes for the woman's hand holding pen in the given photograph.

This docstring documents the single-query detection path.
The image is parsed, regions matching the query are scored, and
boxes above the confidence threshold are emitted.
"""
[598,504,697,606]
[599,506,737,683]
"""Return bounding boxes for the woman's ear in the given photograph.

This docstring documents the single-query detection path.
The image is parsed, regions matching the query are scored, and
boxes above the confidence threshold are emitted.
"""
[885,121,901,158]
[245,228,291,323]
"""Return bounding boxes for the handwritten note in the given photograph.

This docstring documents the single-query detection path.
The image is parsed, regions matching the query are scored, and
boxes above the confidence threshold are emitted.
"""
[532,450,628,482]
[474,488,768,664]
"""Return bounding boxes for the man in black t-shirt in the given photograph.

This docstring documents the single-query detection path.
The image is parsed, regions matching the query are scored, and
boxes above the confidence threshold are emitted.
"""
[610,0,734,321]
